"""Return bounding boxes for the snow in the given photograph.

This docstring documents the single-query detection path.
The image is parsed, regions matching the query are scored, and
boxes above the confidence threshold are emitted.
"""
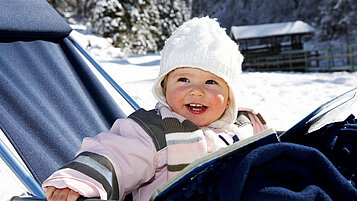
[1,29,357,201]
[230,20,315,40]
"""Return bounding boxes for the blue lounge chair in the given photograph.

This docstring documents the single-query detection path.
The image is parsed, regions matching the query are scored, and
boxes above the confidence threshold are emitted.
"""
[0,0,135,200]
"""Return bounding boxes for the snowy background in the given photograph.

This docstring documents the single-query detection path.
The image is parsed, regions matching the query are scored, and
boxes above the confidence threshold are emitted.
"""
[51,0,357,55]
[1,25,357,200]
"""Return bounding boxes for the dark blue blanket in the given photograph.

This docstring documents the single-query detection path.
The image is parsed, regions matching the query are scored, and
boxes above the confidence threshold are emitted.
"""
[154,116,357,201]
[292,114,357,189]
[218,143,357,201]
[157,143,357,201]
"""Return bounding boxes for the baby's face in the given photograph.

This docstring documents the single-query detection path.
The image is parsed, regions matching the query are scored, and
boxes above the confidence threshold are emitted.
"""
[165,67,229,127]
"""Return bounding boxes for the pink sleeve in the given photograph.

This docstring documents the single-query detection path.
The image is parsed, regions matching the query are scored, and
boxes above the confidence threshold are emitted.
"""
[42,168,107,198]
[42,118,158,201]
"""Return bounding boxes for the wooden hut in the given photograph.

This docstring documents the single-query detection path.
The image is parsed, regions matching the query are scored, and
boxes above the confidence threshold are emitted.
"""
[230,20,315,57]
[230,21,316,71]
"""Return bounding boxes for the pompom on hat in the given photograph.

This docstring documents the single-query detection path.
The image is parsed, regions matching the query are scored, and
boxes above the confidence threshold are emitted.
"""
[152,16,244,126]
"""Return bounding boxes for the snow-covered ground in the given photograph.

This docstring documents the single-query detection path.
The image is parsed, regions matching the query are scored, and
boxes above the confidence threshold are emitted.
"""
[1,29,357,200]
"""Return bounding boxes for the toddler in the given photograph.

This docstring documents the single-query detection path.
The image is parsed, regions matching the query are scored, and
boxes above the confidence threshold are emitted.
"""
[43,16,256,201]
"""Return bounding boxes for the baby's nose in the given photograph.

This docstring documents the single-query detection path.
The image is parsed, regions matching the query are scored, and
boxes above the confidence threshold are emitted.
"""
[189,86,204,97]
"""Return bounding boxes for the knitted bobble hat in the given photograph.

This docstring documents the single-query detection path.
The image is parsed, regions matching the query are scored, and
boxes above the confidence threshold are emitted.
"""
[152,16,244,126]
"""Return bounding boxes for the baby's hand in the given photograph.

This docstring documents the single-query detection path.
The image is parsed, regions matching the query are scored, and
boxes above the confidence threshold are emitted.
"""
[45,186,80,201]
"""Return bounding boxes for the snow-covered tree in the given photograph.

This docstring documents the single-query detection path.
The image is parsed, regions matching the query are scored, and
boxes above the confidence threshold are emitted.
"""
[76,0,191,55]
[316,0,356,43]
[48,0,191,55]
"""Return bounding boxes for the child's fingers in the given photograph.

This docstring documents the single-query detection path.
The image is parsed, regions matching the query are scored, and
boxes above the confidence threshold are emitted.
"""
[57,188,71,201]
[47,188,71,201]
[45,186,56,200]
[45,187,80,201]
[67,189,80,201]
[49,187,62,201]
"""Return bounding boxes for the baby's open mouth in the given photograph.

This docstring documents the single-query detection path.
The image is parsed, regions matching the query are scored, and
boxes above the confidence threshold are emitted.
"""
[186,103,208,112]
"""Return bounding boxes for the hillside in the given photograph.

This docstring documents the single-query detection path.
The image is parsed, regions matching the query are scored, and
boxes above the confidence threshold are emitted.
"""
[48,0,356,55]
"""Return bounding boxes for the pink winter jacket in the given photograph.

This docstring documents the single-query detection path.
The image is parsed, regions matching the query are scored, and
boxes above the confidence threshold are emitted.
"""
[43,118,168,201]
[42,108,265,201]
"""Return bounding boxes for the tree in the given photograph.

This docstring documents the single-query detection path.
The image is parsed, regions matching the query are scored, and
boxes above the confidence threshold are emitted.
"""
[317,0,356,43]
[76,0,191,55]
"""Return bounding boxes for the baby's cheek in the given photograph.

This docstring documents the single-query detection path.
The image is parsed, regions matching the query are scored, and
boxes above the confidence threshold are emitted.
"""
[211,94,228,111]
[166,90,183,108]
[213,94,226,104]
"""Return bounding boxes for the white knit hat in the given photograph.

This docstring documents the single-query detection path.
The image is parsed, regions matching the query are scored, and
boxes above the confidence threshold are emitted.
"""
[152,16,244,126]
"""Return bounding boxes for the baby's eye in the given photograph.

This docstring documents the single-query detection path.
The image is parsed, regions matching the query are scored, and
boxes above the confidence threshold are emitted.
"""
[205,80,218,84]
[178,77,190,83]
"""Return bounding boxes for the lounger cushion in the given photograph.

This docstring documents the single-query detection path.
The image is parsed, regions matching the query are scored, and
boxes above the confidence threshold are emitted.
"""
[0,0,72,39]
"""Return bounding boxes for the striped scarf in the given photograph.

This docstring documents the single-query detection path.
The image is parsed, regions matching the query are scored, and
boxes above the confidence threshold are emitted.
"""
[156,103,231,179]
